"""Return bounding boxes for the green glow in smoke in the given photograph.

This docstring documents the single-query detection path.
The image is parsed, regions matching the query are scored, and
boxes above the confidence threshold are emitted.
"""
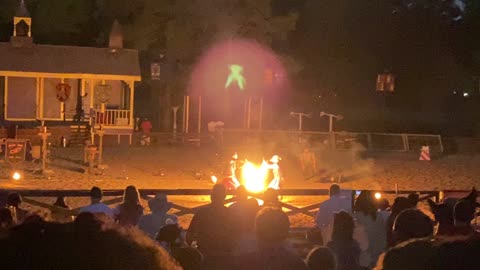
[225,64,246,90]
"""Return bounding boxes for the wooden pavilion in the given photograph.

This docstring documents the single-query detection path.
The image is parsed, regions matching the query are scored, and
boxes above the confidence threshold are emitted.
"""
[0,1,141,145]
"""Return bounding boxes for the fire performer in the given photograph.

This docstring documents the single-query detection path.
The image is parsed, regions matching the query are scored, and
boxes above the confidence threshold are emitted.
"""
[300,147,317,179]
[229,152,241,187]
[267,155,282,190]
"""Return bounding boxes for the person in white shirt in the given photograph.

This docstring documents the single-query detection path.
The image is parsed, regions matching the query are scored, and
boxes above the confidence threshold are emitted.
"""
[79,186,114,218]
[315,184,352,243]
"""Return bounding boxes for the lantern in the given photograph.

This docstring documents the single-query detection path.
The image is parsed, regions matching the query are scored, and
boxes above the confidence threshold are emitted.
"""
[151,62,161,80]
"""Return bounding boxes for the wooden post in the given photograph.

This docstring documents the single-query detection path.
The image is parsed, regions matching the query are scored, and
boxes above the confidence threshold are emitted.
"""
[97,127,105,167]
[38,127,51,174]
[40,78,44,119]
[182,96,186,133]
[129,81,135,128]
[185,96,190,133]
[60,102,65,120]
[36,77,40,119]
[197,96,202,134]
[4,76,8,119]
[367,133,373,150]
[90,79,95,111]
[259,97,263,129]
[247,97,252,129]
[243,98,248,128]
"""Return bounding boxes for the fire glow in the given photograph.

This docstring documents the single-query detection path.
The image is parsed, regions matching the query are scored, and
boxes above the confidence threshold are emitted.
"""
[242,160,269,193]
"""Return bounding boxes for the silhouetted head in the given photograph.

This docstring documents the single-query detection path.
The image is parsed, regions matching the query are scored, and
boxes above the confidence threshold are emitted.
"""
[255,207,290,247]
[305,246,336,270]
[378,198,390,211]
[407,193,419,208]
[149,194,171,214]
[75,212,103,233]
[376,238,435,270]
[90,186,103,203]
[156,224,181,244]
[0,207,13,229]
[123,185,140,206]
[0,220,180,269]
[427,199,454,226]
[393,209,433,245]
[354,190,377,220]
[453,200,476,225]
[6,193,22,208]
[235,185,248,202]
[331,211,355,243]
[329,184,340,197]
[391,197,411,217]
[211,184,226,205]
[53,196,69,209]
[432,236,480,270]
[263,188,279,206]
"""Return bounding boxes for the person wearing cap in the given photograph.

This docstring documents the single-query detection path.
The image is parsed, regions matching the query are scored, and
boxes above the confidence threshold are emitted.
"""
[138,194,178,239]
[79,186,114,219]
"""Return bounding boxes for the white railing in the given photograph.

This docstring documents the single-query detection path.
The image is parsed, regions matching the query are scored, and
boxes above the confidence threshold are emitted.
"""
[219,129,444,153]
[92,109,131,126]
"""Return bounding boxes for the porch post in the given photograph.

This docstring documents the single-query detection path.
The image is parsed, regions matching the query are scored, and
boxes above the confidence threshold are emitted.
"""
[129,81,135,128]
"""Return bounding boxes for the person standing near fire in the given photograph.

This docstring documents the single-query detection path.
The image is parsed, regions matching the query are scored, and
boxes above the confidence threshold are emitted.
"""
[229,153,241,188]
[267,155,282,190]
[300,147,317,179]
[140,118,152,146]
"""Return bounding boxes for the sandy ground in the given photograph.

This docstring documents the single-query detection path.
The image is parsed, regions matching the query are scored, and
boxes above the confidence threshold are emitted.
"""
[1,144,479,227]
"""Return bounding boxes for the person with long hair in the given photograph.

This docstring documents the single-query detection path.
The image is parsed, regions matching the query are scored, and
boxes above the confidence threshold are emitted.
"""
[354,190,386,268]
[327,211,361,270]
[114,186,144,226]
[50,196,73,223]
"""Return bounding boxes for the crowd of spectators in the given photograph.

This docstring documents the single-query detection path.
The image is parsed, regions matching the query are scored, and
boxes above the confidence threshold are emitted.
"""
[0,184,478,269]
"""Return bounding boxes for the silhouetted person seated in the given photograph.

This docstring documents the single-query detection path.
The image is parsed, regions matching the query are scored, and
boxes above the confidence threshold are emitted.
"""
[376,236,480,270]
[79,186,114,219]
[233,198,260,255]
[0,214,180,270]
[172,246,204,270]
[327,211,362,270]
[427,198,456,236]
[139,194,178,239]
[236,207,308,270]
[452,199,478,236]
[187,184,235,269]
[407,193,419,208]
[114,185,144,226]
[375,238,435,270]
[50,195,72,223]
[432,235,480,269]
[305,246,337,270]
[392,209,433,246]
[156,223,183,253]
[263,188,281,208]
[0,207,13,238]
[386,197,411,247]
[6,192,30,224]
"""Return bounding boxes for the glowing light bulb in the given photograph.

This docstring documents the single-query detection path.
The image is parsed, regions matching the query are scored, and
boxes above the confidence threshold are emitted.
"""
[12,172,21,181]
[374,192,382,200]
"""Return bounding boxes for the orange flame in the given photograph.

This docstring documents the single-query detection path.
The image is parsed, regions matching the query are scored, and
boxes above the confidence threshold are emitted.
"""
[211,175,218,184]
[242,160,269,193]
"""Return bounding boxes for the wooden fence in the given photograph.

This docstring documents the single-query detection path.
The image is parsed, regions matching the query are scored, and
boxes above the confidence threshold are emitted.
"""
[0,188,446,219]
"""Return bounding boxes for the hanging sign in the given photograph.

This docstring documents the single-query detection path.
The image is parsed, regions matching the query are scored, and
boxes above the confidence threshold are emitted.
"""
[56,83,71,102]
[5,139,27,165]
[376,73,395,92]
